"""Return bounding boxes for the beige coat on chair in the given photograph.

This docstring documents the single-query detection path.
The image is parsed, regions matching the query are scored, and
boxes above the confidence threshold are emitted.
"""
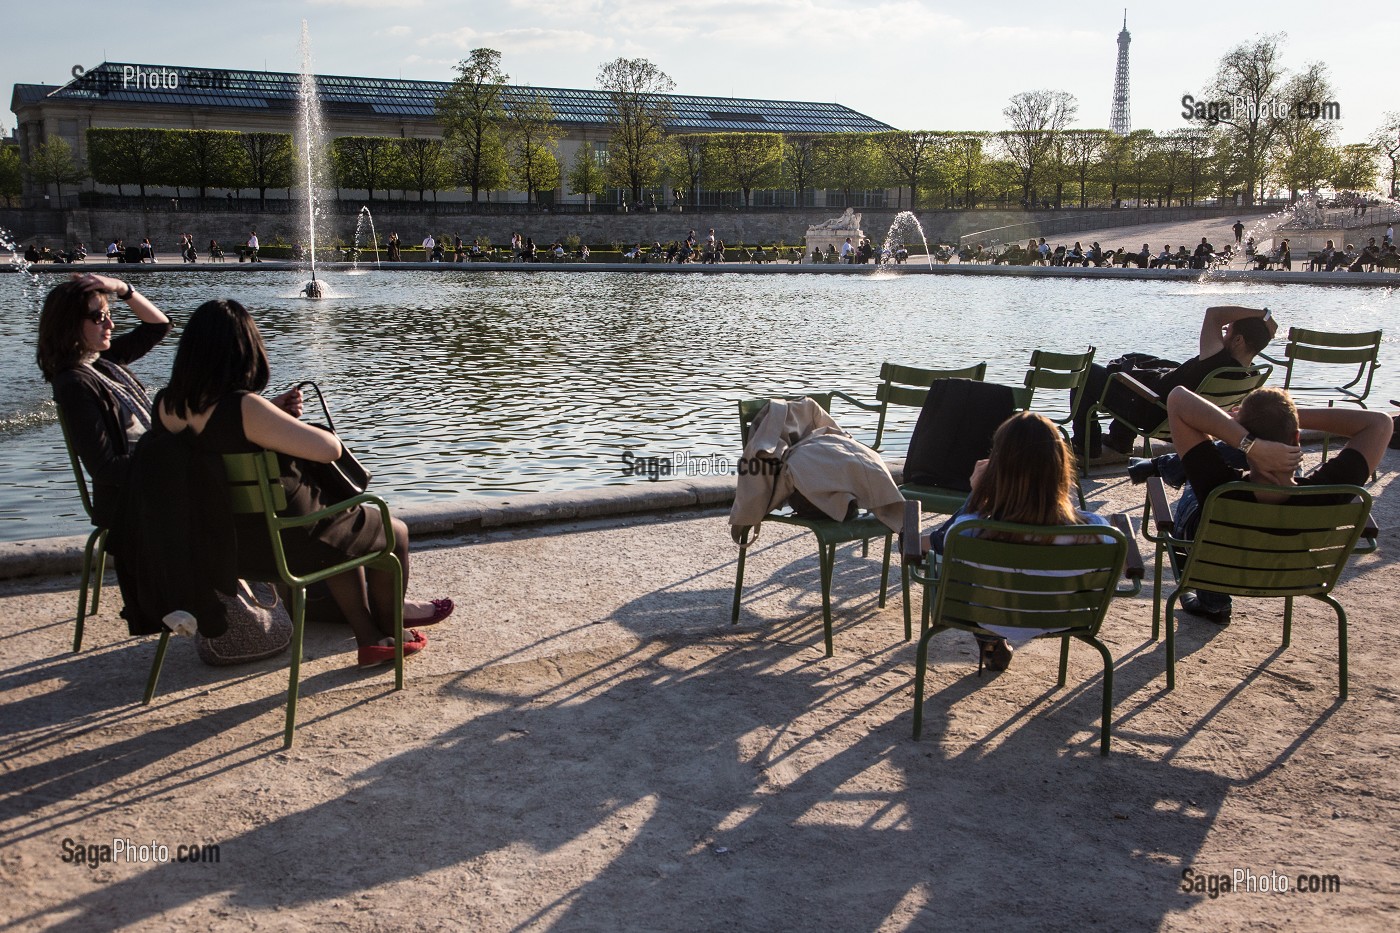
[729,397,905,543]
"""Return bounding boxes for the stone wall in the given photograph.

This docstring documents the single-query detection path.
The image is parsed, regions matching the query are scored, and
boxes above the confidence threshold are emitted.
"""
[4,204,1272,254]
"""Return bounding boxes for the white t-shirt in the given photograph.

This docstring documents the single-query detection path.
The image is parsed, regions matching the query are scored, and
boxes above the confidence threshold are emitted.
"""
[247,234,259,249]
[422,236,436,250]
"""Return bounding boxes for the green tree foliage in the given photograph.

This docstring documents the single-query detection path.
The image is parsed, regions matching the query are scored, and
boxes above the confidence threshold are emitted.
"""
[999,89,1077,204]
[438,48,510,202]
[1370,113,1399,197]
[663,133,709,208]
[171,129,242,197]
[331,136,402,201]
[814,133,879,205]
[596,57,674,202]
[87,128,163,197]
[1190,34,1287,204]
[394,138,449,201]
[947,133,989,207]
[0,146,23,206]
[235,132,295,204]
[27,138,88,199]
[567,141,606,210]
[779,134,819,207]
[503,92,562,204]
[1333,143,1378,192]
[870,130,944,210]
[1273,62,1338,199]
[707,133,782,208]
[1060,129,1110,208]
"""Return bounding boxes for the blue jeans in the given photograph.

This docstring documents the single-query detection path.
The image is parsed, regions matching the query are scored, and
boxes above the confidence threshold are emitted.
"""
[1173,474,1232,613]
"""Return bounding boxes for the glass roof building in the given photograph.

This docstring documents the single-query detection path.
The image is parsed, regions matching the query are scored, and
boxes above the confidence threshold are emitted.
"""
[10,61,894,204]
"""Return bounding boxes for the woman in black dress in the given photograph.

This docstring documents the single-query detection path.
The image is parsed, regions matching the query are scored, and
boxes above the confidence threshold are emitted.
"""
[155,300,453,668]
[36,273,173,529]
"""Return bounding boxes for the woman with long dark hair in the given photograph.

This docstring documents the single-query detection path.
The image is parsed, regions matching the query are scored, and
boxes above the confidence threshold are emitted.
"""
[155,299,453,668]
[36,273,172,528]
[935,411,1109,672]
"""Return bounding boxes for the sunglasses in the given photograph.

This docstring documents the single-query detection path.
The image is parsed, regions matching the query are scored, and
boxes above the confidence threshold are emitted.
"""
[86,310,113,325]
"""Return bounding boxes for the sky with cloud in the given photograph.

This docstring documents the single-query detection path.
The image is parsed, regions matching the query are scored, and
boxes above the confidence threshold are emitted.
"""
[4,0,1396,144]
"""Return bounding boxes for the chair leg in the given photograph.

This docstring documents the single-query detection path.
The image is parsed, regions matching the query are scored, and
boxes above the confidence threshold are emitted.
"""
[878,534,892,609]
[819,543,836,657]
[283,587,307,748]
[901,563,913,641]
[1151,546,1165,642]
[74,527,100,653]
[389,555,406,692]
[142,631,171,704]
[91,529,109,616]
[1057,637,1070,687]
[731,530,750,624]
[1164,589,1181,691]
[1322,594,1348,699]
[1282,596,1293,649]
[1086,636,1115,756]
[911,626,943,739]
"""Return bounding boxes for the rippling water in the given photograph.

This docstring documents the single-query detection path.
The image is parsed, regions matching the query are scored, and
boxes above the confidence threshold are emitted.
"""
[1,268,1394,541]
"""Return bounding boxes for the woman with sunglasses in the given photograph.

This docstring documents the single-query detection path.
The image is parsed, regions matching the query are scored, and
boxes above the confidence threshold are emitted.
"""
[36,273,172,529]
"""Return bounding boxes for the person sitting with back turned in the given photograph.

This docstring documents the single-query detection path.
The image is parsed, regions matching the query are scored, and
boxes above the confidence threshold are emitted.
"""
[1070,305,1277,458]
[1162,385,1390,625]
[927,412,1113,672]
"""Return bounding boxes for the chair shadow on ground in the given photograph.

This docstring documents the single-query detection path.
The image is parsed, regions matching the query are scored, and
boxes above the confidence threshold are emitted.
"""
[5,533,1358,932]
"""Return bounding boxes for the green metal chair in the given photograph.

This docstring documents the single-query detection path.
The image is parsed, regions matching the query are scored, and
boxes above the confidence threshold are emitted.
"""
[1023,347,1097,434]
[732,394,894,657]
[1142,478,1373,695]
[1092,363,1274,460]
[1261,328,1383,460]
[830,361,988,453]
[55,405,109,653]
[907,515,1140,756]
[143,450,407,747]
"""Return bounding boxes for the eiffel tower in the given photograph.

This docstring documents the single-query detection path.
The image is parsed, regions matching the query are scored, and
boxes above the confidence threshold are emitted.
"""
[1110,12,1131,135]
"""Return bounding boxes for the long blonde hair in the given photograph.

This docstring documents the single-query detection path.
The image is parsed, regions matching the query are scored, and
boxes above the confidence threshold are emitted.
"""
[965,412,1081,527]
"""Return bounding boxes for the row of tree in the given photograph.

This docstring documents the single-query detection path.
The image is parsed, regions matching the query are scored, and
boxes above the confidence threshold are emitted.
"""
[10,41,1398,209]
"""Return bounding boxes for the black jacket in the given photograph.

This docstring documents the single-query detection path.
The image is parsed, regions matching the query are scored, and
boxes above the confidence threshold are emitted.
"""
[51,321,172,527]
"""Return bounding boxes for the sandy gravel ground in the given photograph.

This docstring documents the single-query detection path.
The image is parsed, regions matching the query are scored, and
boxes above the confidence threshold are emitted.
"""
[1,451,1398,931]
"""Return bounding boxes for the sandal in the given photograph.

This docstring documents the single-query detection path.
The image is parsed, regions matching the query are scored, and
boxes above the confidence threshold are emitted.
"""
[357,629,427,669]
[976,636,1013,675]
[405,598,454,627]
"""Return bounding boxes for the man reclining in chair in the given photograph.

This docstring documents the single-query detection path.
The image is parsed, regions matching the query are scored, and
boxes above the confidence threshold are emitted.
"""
[1070,305,1276,458]
[1162,384,1391,626]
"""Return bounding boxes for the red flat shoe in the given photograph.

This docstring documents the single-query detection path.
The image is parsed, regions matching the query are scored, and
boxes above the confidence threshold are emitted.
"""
[357,630,427,669]
[406,598,454,627]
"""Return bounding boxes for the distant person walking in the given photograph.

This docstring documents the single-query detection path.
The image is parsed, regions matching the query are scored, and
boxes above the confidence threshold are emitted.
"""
[421,233,436,261]
[1232,220,1244,245]
[246,229,260,263]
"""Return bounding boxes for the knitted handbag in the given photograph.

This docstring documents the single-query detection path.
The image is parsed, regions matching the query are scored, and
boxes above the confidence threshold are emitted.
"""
[197,581,293,666]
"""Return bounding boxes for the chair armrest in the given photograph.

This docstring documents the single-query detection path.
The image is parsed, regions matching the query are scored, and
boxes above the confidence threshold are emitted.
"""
[1099,371,1167,431]
[1143,476,1176,541]
[1356,515,1381,554]
[829,389,881,413]
[271,493,398,586]
[1110,513,1144,580]
[901,500,924,567]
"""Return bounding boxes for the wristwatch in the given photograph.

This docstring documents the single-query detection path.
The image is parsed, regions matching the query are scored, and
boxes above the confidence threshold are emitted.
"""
[1238,433,1257,455]
[118,283,133,300]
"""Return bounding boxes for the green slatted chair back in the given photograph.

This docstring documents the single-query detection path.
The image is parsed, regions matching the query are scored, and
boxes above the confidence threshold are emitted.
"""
[870,361,987,451]
[911,518,1129,755]
[55,404,110,652]
[1269,328,1382,406]
[1179,482,1371,599]
[1024,348,1096,426]
[222,451,289,514]
[1142,364,1273,443]
[933,520,1126,638]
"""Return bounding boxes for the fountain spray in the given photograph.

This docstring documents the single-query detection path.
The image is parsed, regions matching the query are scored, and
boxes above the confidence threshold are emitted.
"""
[297,21,325,299]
